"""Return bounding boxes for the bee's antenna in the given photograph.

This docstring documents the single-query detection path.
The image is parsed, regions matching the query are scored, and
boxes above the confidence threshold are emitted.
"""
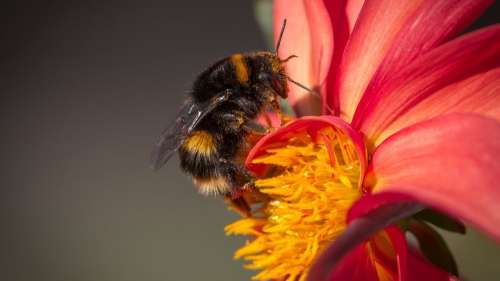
[275,19,287,54]
[281,54,298,63]
[287,77,315,94]
[286,77,335,114]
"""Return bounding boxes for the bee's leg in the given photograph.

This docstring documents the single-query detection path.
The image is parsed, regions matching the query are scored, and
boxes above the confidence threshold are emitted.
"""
[224,194,252,217]
[270,97,286,126]
[234,164,255,189]
[243,120,269,135]
[219,111,269,136]
[219,112,246,131]
[220,158,255,190]
[220,158,255,217]
[262,112,273,127]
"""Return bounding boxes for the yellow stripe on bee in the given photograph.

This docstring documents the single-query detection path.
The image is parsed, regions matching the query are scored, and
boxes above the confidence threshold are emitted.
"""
[183,130,216,155]
[230,54,249,84]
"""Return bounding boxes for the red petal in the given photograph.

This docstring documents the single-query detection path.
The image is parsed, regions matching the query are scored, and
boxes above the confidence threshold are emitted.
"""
[245,116,367,184]
[348,195,460,280]
[372,67,500,147]
[335,0,492,122]
[347,193,416,222]
[334,0,423,121]
[321,0,365,115]
[274,0,366,116]
[309,197,457,281]
[354,25,500,146]
[344,0,365,32]
[273,0,333,116]
[323,228,406,281]
[307,196,421,281]
[368,113,500,241]
[325,244,380,281]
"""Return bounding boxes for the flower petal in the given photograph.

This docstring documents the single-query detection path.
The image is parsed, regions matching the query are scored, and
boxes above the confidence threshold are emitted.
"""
[324,243,380,281]
[370,67,500,146]
[354,25,500,146]
[335,0,423,121]
[273,0,333,116]
[273,0,366,116]
[308,196,456,281]
[368,113,500,241]
[344,0,365,32]
[324,228,407,281]
[336,0,492,122]
[321,0,365,115]
[307,195,421,281]
[245,116,367,184]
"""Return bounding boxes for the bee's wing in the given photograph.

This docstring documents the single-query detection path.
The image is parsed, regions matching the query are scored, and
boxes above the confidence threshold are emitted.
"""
[150,90,231,170]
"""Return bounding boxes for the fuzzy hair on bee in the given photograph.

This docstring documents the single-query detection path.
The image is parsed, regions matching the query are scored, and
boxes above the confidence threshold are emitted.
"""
[153,51,288,191]
[151,20,311,215]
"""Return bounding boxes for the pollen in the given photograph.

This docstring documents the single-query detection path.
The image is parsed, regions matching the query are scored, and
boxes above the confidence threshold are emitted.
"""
[225,127,362,281]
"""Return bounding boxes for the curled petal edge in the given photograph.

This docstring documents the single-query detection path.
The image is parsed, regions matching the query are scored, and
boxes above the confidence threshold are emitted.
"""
[245,115,367,185]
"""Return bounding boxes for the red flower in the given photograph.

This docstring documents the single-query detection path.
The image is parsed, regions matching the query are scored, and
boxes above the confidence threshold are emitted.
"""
[226,1,500,280]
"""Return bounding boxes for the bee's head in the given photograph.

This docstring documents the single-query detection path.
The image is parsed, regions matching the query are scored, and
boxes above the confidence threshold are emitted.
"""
[258,19,319,108]
[257,19,308,100]
[257,52,289,99]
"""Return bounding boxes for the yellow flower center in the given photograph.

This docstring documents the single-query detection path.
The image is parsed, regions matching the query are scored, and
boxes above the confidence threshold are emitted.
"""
[225,127,362,281]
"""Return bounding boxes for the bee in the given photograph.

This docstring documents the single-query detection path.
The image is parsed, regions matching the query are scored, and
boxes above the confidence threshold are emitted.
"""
[151,20,308,215]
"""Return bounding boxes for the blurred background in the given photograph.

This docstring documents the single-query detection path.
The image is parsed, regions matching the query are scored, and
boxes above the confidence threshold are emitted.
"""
[0,1,498,281]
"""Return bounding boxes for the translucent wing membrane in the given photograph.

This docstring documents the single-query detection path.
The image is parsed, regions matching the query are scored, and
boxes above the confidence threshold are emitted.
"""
[151,99,198,170]
[150,90,231,170]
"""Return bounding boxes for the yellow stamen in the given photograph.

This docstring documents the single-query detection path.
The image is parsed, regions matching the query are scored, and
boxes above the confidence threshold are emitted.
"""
[225,127,362,281]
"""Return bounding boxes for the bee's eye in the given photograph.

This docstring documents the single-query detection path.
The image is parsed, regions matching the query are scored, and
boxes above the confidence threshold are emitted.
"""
[271,79,281,90]
[271,77,287,98]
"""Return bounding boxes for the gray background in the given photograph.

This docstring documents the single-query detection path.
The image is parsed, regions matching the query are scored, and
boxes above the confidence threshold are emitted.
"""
[0,1,499,281]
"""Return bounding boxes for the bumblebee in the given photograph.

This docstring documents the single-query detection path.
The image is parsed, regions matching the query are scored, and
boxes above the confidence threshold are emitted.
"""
[151,21,302,214]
